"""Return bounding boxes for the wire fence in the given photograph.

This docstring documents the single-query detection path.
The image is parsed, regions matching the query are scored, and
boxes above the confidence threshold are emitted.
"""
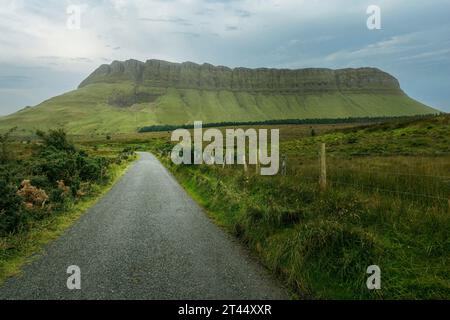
[328,180,449,202]
[186,143,450,206]
[279,144,450,206]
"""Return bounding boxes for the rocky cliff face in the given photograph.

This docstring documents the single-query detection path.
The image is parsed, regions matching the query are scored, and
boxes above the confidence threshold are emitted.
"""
[79,59,402,94]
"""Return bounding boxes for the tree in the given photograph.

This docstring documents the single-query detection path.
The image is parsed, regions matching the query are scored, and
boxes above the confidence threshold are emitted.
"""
[36,128,76,152]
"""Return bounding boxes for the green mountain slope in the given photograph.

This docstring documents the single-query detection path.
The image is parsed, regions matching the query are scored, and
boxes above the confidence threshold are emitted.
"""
[0,59,439,135]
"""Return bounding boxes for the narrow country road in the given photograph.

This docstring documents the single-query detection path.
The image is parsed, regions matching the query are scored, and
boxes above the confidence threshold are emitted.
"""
[0,152,288,299]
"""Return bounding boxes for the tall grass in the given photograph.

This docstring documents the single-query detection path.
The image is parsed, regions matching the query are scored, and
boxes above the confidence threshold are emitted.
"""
[151,115,450,299]
[160,158,449,299]
[287,155,450,209]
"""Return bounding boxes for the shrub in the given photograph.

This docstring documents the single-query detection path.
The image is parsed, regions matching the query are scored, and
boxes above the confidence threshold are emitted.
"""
[0,177,25,234]
[0,129,116,236]
[0,127,17,164]
[49,180,71,204]
[36,128,76,153]
[34,148,77,184]
[16,180,48,209]
[76,152,104,181]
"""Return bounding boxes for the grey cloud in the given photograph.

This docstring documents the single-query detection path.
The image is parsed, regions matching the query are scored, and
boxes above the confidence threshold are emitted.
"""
[234,9,251,18]
[170,32,201,38]
[0,0,449,113]
[71,57,94,63]
[195,8,215,16]
[225,25,239,31]
[140,17,193,26]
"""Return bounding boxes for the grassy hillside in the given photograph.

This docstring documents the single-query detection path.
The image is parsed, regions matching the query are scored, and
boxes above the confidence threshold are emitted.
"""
[0,82,438,135]
[144,114,450,299]
[0,59,440,135]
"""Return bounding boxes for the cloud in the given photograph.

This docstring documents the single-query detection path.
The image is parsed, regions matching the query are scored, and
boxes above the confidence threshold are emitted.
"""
[225,25,239,31]
[140,17,193,26]
[234,9,251,18]
[0,0,449,113]
[0,75,32,88]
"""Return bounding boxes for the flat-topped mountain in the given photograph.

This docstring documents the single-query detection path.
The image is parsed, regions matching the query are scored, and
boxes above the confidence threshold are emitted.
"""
[0,59,439,135]
[80,59,401,94]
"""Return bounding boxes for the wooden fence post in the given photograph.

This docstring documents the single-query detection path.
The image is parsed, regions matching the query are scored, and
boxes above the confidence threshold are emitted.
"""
[281,154,287,176]
[242,153,248,173]
[256,148,260,174]
[319,143,327,190]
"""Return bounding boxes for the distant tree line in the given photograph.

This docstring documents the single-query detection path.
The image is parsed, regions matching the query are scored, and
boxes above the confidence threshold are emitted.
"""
[137,114,442,133]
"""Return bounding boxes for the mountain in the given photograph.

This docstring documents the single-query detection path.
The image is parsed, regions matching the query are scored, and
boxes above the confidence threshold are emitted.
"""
[0,59,439,135]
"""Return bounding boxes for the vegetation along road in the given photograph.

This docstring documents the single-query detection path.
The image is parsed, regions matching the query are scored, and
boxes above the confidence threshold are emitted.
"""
[0,152,288,299]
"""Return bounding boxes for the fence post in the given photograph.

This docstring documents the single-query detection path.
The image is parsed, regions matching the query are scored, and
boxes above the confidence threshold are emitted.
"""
[319,143,327,190]
[242,153,248,173]
[256,148,260,174]
[281,154,287,176]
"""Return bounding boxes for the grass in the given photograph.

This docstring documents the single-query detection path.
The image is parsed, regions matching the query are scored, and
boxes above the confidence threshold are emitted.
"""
[1,114,448,299]
[0,81,439,135]
[0,157,135,285]
[147,114,450,299]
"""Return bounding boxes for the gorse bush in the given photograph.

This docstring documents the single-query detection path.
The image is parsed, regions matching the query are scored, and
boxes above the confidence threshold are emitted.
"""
[0,129,116,236]
[0,127,17,164]
[16,180,49,209]
[36,128,76,153]
[0,175,25,234]
[35,148,77,185]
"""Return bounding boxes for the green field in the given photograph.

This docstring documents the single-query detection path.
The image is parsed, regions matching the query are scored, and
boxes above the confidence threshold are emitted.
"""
[1,114,449,299]
[144,114,450,299]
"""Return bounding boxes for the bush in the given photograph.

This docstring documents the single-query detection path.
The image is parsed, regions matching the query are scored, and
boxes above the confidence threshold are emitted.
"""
[33,145,107,185]
[0,127,17,164]
[36,128,76,153]
[34,148,77,185]
[0,128,122,236]
[0,176,25,235]
[76,152,105,181]
[16,180,48,209]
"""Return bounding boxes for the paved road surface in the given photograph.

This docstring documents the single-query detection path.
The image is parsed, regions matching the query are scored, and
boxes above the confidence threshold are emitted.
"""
[0,152,288,299]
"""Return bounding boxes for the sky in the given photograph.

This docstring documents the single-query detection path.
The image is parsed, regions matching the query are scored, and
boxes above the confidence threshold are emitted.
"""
[0,0,449,115]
